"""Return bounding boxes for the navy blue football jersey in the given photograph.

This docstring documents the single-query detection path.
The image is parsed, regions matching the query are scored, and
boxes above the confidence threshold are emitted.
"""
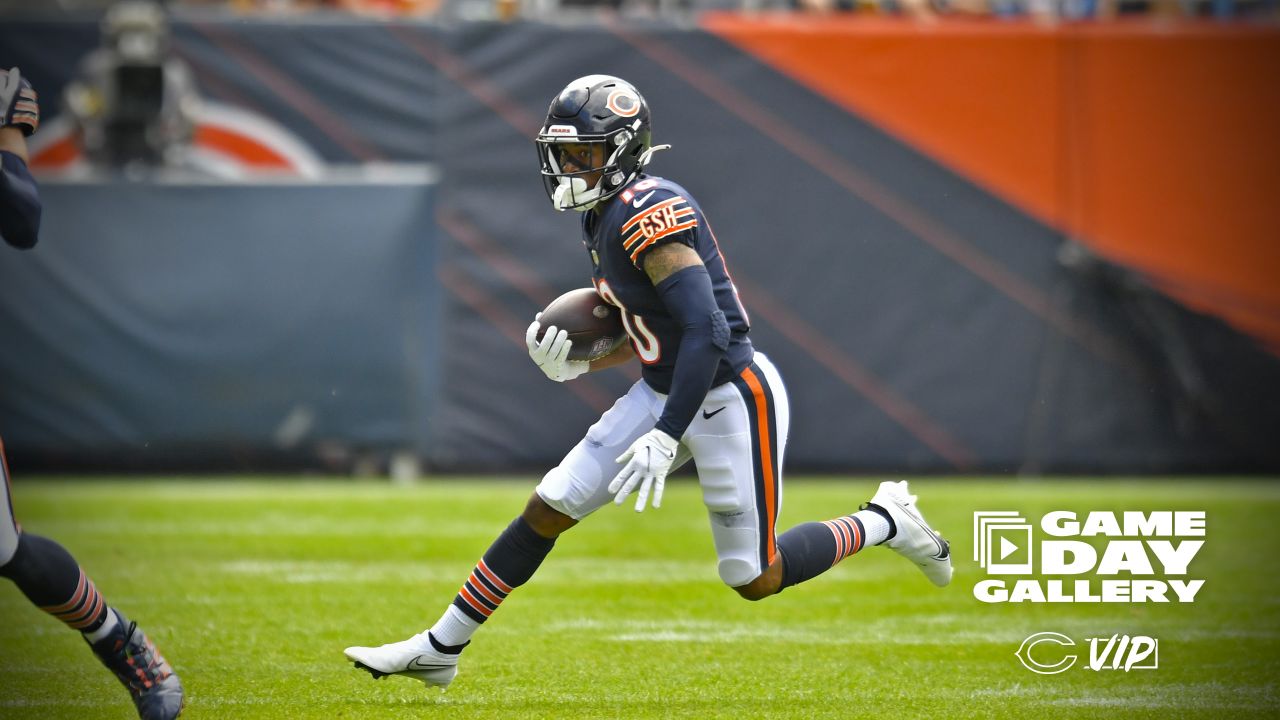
[582,175,752,394]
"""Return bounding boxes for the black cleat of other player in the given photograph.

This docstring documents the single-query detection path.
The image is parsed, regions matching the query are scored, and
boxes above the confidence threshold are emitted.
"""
[88,609,185,720]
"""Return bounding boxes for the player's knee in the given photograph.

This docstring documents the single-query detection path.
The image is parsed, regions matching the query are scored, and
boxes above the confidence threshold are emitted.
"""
[718,557,761,591]
[725,555,784,601]
[522,491,577,539]
[730,573,776,602]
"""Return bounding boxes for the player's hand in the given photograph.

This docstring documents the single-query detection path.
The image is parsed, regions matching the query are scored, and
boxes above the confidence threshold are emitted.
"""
[525,314,588,383]
[0,68,39,136]
[609,429,680,512]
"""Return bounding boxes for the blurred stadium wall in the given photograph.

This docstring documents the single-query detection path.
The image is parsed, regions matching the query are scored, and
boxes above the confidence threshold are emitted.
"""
[1,13,1277,474]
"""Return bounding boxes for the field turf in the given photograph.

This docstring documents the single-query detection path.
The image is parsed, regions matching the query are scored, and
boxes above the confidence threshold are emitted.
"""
[1,477,1277,719]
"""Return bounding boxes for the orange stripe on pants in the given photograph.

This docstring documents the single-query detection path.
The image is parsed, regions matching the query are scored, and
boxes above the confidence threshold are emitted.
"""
[740,367,778,565]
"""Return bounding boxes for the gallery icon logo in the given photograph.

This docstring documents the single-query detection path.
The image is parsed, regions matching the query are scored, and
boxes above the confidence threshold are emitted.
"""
[1016,631,1077,675]
[973,510,1206,604]
[974,511,1034,575]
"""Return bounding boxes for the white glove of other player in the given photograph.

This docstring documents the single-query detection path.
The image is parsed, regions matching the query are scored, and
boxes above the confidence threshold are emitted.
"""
[1,67,40,136]
[609,429,680,512]
[525,314,589,383]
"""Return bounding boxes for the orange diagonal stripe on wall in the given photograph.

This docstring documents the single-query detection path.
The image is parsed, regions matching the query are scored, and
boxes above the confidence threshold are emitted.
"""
[702,15,1280,352]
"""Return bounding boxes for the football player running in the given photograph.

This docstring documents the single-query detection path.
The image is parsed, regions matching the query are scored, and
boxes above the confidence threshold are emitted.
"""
[0,67,184,720]
[345,75,951,689]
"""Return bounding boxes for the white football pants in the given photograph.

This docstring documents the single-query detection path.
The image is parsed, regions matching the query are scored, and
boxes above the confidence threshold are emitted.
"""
[537,352,789,587]
[0,438,20,566]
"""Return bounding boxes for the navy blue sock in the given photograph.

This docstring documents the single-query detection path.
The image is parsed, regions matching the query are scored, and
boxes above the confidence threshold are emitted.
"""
[777,516,869,591]
[0,533,110,632]
[451,516,556,623]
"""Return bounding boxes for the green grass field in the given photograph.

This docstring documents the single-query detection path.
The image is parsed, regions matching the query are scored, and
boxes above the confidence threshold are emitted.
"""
[1,477,1277,719]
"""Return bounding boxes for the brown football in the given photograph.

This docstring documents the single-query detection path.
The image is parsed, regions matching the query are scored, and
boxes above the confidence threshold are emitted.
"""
[537,288,627,361]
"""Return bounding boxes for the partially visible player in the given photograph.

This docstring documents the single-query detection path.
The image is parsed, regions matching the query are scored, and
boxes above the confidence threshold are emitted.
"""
[0,67,185,720]
[344,75,951,689]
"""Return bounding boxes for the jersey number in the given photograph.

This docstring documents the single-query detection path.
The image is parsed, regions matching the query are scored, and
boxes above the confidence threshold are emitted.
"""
[595,279,662,364]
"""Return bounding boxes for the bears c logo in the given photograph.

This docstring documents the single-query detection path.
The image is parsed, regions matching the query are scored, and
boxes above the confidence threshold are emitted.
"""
[606,89,640,118]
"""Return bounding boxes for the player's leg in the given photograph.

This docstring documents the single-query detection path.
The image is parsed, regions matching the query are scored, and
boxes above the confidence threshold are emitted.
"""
[345,379,673,688]
[687,354,951,600]
[0,439,183,720]
[756,477,953,593]
[684,353,791,597]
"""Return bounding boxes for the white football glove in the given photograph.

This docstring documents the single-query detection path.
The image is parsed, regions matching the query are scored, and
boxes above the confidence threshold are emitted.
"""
[609,429,680,512]
[525,314,589,383]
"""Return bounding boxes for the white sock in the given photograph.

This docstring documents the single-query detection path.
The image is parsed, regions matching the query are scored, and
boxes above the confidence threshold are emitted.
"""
[429,605,479,649]
[83,608,119,643]
[853,508,892,546]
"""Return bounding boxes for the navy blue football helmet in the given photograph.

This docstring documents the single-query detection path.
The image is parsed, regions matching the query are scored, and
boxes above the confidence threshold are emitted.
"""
[535,75,665,212]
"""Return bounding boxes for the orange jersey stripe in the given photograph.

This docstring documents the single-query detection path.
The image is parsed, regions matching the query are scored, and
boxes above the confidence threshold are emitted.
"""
[620,196,686,232]
[623,207,697,250]
[741,367,778,565]
[628,219,700,264]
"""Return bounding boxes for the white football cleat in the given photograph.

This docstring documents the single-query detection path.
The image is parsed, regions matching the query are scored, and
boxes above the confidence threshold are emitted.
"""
[344,632,460,689]
[868,480,952,587]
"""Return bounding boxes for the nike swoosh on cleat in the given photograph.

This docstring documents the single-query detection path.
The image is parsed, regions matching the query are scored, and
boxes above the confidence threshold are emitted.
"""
[895,501,948,559]
[702,406,727,419]
[632,191,656,208]
[406,656,453,671]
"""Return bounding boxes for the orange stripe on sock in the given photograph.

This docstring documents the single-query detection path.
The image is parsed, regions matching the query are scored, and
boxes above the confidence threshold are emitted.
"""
[65,587,104,629]
[42,571,88,615]
[840,518,859,560]
[842,518,859,557]
[477,559,513,594]
[824,521,847,566]
[741,367,778,565]
[847,518,863,554]
[457,586,493,617]
[468,572,503,605]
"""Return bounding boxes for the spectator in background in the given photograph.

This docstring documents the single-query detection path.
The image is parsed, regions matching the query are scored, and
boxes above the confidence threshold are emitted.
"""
[63,1,201,168]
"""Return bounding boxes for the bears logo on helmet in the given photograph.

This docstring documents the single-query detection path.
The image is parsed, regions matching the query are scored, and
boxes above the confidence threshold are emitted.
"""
[605,89,641,118]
